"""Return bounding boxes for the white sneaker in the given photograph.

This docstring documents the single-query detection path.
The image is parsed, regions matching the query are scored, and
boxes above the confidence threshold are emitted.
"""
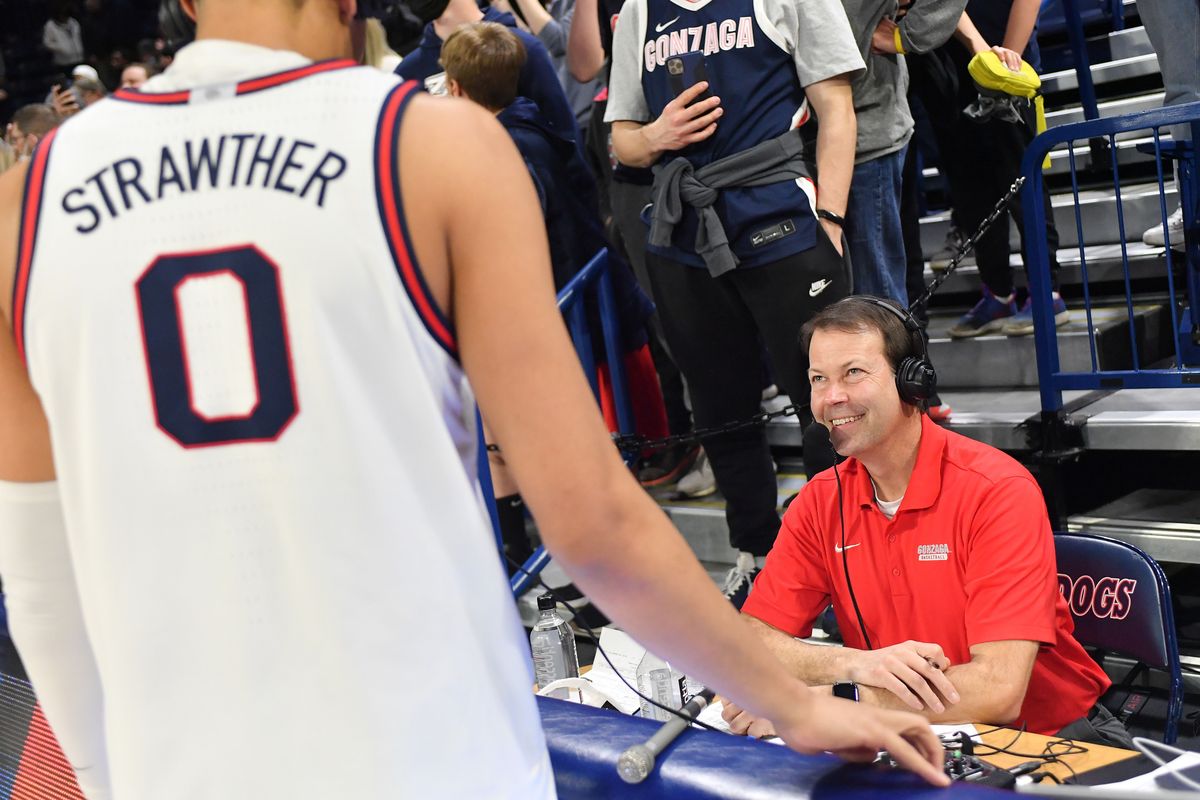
[1143,207,1184,249]
[673,449,716,499]
[930,226,971,272]
[721,552,760,610]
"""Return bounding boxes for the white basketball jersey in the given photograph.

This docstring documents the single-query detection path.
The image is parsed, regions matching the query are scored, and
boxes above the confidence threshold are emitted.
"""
[14,41,554,799]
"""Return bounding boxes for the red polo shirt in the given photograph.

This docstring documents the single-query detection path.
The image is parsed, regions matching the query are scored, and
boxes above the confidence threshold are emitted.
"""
[743,415,1110,734]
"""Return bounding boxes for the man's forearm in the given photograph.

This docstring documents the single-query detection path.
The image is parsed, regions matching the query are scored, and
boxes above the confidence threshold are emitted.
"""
[814,111,854,217]
[514,0,554,37]
[744,616,859,685]
[1002,0,1039,55]
[611,120,663,168]
[953,12,990,53]
[847,660,1026,725]
[567,0,605,81]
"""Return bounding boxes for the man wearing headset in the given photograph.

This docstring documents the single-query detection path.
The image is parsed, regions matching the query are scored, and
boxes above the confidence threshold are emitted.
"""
[724,296,1131,747]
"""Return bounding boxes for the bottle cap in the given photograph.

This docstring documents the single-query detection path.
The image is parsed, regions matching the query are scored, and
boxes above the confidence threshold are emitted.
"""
[537,593,557,611]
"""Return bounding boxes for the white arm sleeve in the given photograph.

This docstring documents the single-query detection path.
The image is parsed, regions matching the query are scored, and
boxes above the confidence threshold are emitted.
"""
[0,481,111,800]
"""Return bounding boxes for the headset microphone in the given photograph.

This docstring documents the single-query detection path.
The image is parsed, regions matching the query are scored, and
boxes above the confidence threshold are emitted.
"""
[807,424,872,651]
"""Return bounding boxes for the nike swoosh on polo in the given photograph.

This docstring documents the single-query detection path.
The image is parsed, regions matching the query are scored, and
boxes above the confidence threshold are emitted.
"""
[809,279,832,297]
[834,543,861,553]
[655,16,681,32]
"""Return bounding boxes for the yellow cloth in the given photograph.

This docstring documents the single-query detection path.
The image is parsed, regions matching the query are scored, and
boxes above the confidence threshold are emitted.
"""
[968,51,1050,170]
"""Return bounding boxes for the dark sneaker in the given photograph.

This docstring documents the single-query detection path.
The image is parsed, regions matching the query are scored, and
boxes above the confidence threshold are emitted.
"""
[947,288,1017,339]
[930,227,972,272]
[1001,292,1071,336]
[721,553,760,610]
[638,444,700,487]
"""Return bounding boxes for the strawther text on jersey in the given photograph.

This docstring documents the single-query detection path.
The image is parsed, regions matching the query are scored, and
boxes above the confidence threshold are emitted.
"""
[60,132,349,234]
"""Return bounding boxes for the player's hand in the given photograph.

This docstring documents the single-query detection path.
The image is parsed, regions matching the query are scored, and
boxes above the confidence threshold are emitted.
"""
[50,84,80,119]
[846,640,959,712]
[645,82,722,153]
[870,18,898,54]
[991,46,1023,72]
[780,696,950,786]
[719,697,778,739]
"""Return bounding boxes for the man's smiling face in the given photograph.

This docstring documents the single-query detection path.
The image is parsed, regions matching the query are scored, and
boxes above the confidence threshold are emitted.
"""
[807,326,908,460]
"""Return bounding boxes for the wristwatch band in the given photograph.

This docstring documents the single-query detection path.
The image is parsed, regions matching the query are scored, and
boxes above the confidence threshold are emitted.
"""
[817,208,846,227]
[832,681,860,702]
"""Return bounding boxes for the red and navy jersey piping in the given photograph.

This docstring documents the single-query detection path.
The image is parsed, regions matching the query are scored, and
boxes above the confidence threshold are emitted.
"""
[111,58,358,105]
[373,80,458,360]
[12,128,58,365]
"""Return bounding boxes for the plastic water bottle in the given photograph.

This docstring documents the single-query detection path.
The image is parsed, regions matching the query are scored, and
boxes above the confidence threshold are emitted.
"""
[635,651,685,722]
[530,594,579,700]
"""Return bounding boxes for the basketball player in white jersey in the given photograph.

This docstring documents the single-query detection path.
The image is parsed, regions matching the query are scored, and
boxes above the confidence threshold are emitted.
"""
[0,0,949,796]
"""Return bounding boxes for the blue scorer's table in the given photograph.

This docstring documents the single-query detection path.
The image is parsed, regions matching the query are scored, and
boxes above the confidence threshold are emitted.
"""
[538,697,1007,799]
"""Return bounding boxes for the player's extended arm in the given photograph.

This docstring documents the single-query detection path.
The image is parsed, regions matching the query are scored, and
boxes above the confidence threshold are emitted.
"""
[397,95,948,785]
[0,163,112,800]
[846,640,1039,724]
[802,75,854,255]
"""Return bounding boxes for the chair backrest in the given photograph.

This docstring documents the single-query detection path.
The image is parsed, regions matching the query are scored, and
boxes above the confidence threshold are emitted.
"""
[1054,531,1178,671]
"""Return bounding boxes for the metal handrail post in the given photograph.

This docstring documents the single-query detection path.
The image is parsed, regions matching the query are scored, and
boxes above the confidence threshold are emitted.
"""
[1060,0,1101,121]
[1022,133,1067,414]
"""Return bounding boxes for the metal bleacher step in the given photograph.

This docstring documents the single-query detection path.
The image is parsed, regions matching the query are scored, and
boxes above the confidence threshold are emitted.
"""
[918,182,1177,254]
[917,241,1170,297]
[1069,488,1200,565]
[1045,91,1165,128]
[1041,52,1161,95]
[926,303,1169,389]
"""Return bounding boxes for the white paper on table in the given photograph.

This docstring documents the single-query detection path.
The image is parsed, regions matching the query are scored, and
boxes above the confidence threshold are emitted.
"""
[932,724,980,739]
[1091,751,1200,792]
[582,628,648,715]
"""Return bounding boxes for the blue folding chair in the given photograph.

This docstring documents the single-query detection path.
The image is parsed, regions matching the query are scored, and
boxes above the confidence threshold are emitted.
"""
[1054,531,1184,743]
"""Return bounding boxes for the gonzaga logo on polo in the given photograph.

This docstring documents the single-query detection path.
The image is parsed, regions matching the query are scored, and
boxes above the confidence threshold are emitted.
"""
[917,544,950,561]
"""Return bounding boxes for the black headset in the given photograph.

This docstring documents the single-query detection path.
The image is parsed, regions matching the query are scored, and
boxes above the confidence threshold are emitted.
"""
[854,296,937,407]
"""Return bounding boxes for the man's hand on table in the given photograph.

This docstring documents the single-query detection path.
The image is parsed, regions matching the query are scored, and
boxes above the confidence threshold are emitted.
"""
[844,640,960,713]
[721,694,951,786]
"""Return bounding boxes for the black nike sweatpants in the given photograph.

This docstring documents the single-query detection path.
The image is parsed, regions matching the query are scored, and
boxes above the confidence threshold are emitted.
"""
[646,229,849,556]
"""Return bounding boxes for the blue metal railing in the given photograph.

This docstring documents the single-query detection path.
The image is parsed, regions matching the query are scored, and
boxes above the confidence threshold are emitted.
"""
[1023,102,1200,413]
[473,249,638,596]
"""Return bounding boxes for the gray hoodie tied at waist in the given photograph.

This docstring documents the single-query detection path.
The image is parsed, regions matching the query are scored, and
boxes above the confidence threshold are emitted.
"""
[648,128,812,278]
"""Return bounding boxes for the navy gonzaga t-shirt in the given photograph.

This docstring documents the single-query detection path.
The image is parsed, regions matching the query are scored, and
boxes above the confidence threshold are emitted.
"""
[395,6,580,143]
[604,0,864,269]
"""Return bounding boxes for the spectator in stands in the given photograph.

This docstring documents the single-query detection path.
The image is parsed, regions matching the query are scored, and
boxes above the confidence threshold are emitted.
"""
[74,78,108,107]
[880,3,1068,338]
[567,0,700,496]
[44,1,87,68]
[605,0,861,608]
[724,297,1131,747]
[394,0,579,143]
[4,105,60,162]
[440,21,664,581]
[120,62,155,89]
[359,19,402,72]
[835,0,965,306]
[1137,0,1199,249]
[502,0,601,130]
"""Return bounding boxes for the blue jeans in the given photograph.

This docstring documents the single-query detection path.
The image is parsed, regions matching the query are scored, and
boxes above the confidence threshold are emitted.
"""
[846,145,908,305]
